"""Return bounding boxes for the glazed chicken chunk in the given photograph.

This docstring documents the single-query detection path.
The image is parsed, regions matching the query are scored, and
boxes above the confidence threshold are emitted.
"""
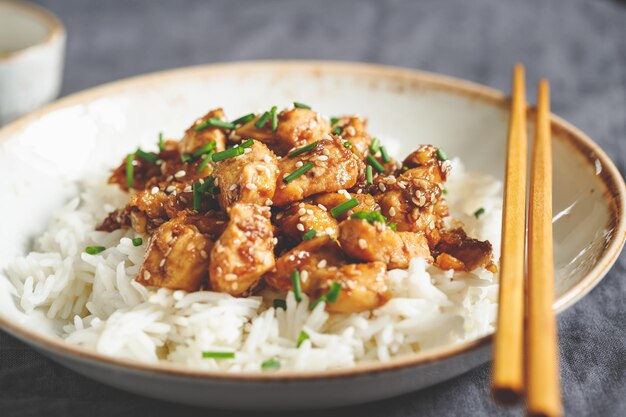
[209,203,276,295]
[211,140,278,211]
[273,135,362,206]
[434,228,495,272]
[180,108,227,154]
[332,115,372,159]
[276,202,339,241]
[338,218,432,269]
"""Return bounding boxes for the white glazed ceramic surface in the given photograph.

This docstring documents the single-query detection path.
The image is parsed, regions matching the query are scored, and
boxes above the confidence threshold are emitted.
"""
[0,62,624,410]
[0,0,65,125]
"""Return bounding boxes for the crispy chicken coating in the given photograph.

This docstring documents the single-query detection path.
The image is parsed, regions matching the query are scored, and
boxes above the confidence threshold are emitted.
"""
[276,202,338,242]
[434,228,494,271]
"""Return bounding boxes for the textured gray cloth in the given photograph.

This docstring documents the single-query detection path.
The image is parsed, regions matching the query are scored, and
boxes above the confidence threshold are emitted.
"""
[2,0,626,415]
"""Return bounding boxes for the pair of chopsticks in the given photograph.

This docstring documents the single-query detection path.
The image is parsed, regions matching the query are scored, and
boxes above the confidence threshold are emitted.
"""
[492,65,562,417]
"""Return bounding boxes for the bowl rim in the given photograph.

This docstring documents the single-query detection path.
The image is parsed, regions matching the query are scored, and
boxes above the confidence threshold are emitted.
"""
[0,60,624,381]
[0,0,66,61]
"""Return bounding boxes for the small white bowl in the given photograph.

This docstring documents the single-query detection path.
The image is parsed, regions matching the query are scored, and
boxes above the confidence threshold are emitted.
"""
[0,0,65,125]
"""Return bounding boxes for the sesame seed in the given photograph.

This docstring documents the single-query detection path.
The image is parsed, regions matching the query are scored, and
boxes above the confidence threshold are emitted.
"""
[389,207,396,216]
[379,183,387,192]
[245,183,257,190]
[263,155,272,163]
[322,148,330,156]
[317,204,327,211]
[183,185,192,193]
[296,223,305,231]
[265,199,273,206]
[143,271,151,280]
[358,239,368,249]
[225,273,237,281]
[345,126,356,136]
[151,186,159,194]
[166,175,173,182]
[298,208,306,215]
[325,227,334,235]
[174,170,186,178]
[318,155,329,161]
[301,270,309,283]
[229,184,237,191]
[159,259,166,267]
[295,161,304,168]
[214,178,219,186]
[317,259,327,268]
[200,250,208,259]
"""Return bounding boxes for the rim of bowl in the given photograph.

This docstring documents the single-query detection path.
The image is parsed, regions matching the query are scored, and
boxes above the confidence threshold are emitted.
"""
[0,0,65,61]
[0,60,624,381]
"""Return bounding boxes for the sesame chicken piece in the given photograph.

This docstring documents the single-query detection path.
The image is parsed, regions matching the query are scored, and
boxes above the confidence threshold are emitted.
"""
[264,235,390,313]
[434,228,495,271]
[209,203,275,296]
[309,192,379,221]
[138,212,213,292]
[333,115,372,158]
[277,203,339,241]
[180,108,228,155]
[211,140,278,211]
[235,108,330,155]
[273,135,362,206]
[338,219,432,269]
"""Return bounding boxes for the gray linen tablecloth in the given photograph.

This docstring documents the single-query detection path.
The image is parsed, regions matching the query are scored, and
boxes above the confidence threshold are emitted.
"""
[2,0,625,415]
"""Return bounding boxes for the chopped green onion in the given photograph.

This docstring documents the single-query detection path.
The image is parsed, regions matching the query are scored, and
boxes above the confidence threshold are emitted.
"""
[326,282,342,303]
[380,146,391,163]
[125,153,134,189]
[350,210,387,224]
[198,177,217,193]
[283,162,314,183]
[273,299,287,310]
[330,117,340,126]
[388,222,397,232]
[232,113,255,125]
[366,155,385,173]
[158,132,165,151]
[302,229,317,241]
[474,207,485,218]
[192,141,217,158]
[85,246,106,255]
[255,111,271,128]
[297,330,310,347]
[270,106,278,132]
[197,153,213,172]
[181,153,192,163]
[240,138,254,148]
[330,197,359,218]
[366,165,373,185]
[202,351,235,359]
[212,146,245,162]
[136,148,158,164]
[402,166,409,172]
[442,188,448,195]
[288,141,318,158]
[369,137,381,154]
[343,141,353,149]
[194,118,236,131]
[309,294,326,310]
[261,358,281,370]
[436,148,448,161]
[193,182,202,211]
[293,102,311,109]
[332,126,343,135]
[132,237,143,247]
[291,270,302,302]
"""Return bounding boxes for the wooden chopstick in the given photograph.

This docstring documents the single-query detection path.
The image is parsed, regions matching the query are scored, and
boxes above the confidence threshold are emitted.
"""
[526,80,562,417]
[492,64,528,404]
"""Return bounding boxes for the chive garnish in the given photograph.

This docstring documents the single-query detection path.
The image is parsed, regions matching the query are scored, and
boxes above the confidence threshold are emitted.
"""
[197,153,213,172]
[442,188,448,195]
[85,246,106,255]
[288,141,318,158]
[330,117,340,126]
[136,148,158,164]
[273,299,287,309]
[388,222,397,232]
[240,138,254,148]
[193,182,202,211]
[261,358,281,370]
[436,148,448,161]
[330,197,359,218]
[302,229,317,241]
[350,210,387,224]
[125,154,134,189]
[332,126,343,135]
[198,177,217,193]
[283,162,314,183]
[192,141,217,158]
[255,111,271,128]
[194,118,235,131]
[474,207,485,218]
[132,237,143,247]
[202,351,235,359]
[181,153,192,163]
[380,146,391,163]
[326,282,342,303]
[293,102,311,109]
[366,165,373,185]
[401,166,409,172]
[231,113,255,125]
[158,132,165,151]
[291,270,303,302]
[212,146,245,162]
[369,137,381,154]
[366,155,385,173]
[297,330,310,347]
[270,106,278,132]
[343,141,353,149]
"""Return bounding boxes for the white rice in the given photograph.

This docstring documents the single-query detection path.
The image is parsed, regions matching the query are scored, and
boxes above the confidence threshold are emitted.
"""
[5,159,502,372]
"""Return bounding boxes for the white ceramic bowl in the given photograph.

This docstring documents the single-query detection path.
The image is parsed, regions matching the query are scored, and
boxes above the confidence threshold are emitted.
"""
[0,0,65,125]
[0,62,624,410]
